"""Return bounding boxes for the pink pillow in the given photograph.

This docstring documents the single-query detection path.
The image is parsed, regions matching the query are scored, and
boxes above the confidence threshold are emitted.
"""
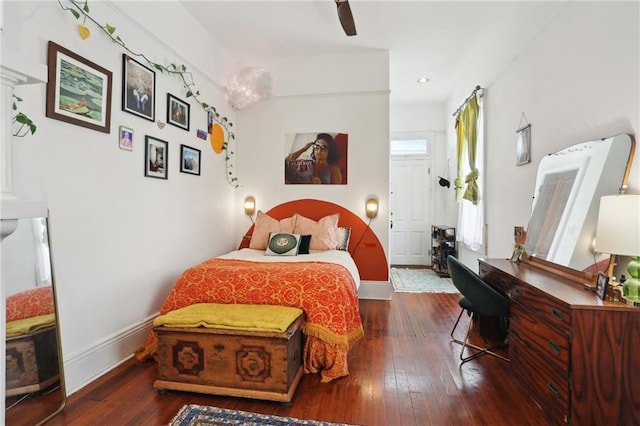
[293,213,339,250]
[249,211,297,250]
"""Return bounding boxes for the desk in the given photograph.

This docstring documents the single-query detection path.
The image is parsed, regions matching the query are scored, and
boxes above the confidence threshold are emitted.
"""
[479,258,640,425]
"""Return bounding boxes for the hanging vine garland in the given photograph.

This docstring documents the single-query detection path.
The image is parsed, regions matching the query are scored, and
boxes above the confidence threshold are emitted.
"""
[56,0,239,187]
[12,94,37,137]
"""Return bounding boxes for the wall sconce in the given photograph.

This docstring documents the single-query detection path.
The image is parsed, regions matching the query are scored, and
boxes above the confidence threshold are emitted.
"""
[244,196,256,219]
[595,194,640,303]
[365,197,379,219]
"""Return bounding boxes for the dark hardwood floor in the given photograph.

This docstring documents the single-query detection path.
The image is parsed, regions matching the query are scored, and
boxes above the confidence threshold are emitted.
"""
[42,292,547,426]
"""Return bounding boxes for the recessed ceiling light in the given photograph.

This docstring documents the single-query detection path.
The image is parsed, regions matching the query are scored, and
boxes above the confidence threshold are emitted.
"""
[417,77,430,84]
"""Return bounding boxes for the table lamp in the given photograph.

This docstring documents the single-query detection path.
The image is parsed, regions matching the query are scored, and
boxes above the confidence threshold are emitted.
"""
[594,194,640,303]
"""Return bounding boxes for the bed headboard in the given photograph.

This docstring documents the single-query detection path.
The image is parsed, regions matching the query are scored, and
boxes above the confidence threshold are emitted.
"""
[238,198,389,281]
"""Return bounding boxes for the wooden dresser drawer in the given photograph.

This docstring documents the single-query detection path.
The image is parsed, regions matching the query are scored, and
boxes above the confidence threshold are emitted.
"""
[510,333,569,425]
[511,281,571,334]
[510,304,569,375]
[478,263,512,295]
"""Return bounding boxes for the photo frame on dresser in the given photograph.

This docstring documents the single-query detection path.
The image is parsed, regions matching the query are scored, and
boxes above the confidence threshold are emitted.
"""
[595,271,609,300]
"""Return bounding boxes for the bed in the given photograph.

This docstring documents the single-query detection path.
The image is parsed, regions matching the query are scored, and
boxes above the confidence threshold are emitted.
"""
[136,199,388,382]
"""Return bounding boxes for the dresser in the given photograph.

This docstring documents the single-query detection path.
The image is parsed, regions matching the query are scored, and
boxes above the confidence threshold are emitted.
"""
[479,258,640,425]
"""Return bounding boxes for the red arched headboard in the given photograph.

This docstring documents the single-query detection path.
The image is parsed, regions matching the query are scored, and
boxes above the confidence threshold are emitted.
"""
[239,199,388,281]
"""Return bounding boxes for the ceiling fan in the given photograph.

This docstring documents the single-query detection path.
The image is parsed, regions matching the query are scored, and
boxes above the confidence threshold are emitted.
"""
[335,0,357,36]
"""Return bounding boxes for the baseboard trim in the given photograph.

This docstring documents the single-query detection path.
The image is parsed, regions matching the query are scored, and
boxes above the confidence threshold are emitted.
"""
[64,281,392,394]
[63,315,155,395]
[359,280,392,300]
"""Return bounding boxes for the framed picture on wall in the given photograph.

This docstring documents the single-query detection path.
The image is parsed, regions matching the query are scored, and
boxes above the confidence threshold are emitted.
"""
[516,124,532,166]
[122,54,155,122]
[284,132,348,184]
[180,144,201,176]
[144,136,168,179]
[118,126,133,151]
[167,93,190,131]
[46,41,112,133]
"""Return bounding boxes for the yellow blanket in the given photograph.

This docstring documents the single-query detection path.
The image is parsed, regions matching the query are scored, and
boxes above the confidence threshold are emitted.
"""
[6,313,56,338]
[153,303,303,333]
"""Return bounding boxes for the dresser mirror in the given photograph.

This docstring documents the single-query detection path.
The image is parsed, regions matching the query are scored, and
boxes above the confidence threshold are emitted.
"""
[521,133,635,283]
[3,215,66,425]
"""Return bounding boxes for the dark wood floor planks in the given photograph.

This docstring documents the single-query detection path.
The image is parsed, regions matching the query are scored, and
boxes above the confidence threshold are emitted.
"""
[36,292,548,426]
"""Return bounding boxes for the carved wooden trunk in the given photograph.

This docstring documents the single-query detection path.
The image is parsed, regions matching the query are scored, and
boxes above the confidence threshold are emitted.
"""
[153,314,304,402]
[6,325,60,397]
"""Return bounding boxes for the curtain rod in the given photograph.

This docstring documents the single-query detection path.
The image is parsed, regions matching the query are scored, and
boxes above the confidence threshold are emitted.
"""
[452,85,483,117]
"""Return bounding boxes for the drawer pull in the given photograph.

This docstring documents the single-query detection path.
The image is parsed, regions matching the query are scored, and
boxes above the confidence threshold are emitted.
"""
[548,340,561,356]
[511,312,521,322]
[513,288,524,297]
[551,307,563,321]
[214,343,225,351]
[547,382,560,399]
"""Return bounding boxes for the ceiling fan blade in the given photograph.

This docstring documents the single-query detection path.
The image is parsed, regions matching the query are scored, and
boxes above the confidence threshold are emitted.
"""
[335,0,357,36]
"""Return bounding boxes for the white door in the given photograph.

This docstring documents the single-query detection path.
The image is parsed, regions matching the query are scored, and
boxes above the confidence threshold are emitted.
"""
[390,155,431,265]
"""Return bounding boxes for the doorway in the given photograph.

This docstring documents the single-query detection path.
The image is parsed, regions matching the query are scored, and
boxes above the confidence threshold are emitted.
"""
[389,138,431,266]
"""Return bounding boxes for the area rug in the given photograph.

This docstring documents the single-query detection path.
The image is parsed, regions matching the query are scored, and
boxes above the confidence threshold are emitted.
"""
[170,404,356,426]
[390,267,458,293]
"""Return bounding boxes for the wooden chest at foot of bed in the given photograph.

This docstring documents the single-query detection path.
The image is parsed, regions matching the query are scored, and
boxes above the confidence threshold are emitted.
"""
[6,326,60,397]
[153,314,304,402]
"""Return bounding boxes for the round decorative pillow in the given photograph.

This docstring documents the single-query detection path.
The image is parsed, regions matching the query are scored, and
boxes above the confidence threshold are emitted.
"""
[268,233,298,254]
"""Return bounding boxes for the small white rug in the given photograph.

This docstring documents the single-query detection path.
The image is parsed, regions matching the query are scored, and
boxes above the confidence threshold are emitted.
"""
[390,268,459,293]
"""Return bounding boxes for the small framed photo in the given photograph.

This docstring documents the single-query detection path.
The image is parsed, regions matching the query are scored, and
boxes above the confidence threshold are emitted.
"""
[516,124,532,166]
[180,145,201,176]
[122,54,155,122]
[595,271,609,300]
[167,93,190,131]
[207,110,214,134]
[46,41,112,133]
[144,136,168,179]
[118,126,133,151]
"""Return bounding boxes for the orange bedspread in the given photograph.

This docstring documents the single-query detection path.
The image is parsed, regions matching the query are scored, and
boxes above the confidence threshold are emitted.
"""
[135,258,363,382]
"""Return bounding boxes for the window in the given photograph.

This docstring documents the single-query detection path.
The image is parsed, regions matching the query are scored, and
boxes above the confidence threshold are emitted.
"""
[390,138,428,155]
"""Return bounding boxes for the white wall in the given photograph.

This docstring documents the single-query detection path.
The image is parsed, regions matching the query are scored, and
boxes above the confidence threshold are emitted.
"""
[233,52,391,278]
[446,1,640,267]
[234,92,390,245]
[2,1,238,393]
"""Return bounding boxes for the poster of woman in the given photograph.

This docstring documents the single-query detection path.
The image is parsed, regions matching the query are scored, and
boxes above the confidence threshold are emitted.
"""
[284,132,348,184]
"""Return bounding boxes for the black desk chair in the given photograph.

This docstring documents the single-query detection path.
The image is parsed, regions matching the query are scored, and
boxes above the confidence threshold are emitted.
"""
[447,255,510,364]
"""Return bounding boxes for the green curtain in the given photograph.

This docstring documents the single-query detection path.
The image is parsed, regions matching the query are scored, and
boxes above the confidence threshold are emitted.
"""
[454,96,480,204]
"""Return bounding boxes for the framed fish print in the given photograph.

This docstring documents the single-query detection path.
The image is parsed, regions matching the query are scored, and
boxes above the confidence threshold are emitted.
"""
[46,41,112,133]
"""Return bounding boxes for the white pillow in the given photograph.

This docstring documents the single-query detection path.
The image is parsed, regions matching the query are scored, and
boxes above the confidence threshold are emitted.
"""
[265,232,302,256]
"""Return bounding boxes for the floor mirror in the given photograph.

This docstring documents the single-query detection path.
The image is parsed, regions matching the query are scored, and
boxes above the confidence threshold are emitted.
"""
[3,213,66,425]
